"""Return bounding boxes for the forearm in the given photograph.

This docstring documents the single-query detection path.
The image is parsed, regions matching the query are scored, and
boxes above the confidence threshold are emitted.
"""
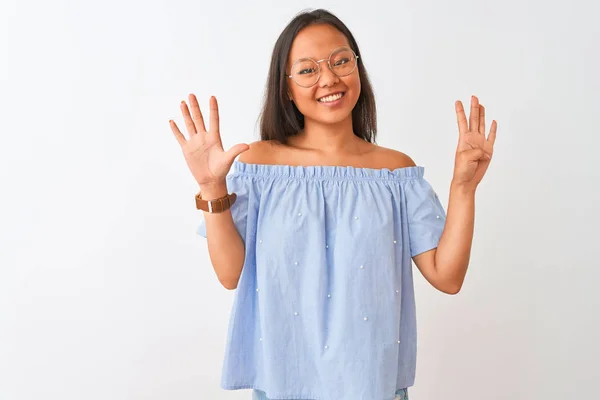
[434,182,477,292]
[201,182,246,290]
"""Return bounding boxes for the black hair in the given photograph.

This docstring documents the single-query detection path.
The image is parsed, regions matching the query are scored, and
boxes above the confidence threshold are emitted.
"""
[259,9,377,144]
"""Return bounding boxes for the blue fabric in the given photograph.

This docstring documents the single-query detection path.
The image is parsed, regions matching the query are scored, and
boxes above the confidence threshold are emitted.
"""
[252,387,408,400]
[196,161,446,400]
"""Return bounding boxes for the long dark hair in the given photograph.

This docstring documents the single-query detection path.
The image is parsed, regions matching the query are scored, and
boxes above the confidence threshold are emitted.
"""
[259,9,377,144]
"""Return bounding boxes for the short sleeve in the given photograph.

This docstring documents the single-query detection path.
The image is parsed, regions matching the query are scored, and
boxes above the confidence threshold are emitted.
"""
[195,172,251,244]
[404,177,446,257]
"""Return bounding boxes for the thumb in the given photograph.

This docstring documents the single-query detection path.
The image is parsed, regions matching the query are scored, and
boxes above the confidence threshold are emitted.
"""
[461,147,491,162]
[225,143,250,163]
[460,148,491,163]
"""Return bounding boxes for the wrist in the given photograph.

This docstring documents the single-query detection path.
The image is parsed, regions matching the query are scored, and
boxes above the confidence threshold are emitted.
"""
[450,180,477,196]
[199,180,228,199]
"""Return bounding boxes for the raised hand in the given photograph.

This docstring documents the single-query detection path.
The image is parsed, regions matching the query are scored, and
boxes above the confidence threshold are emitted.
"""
[170,94,249,188]
[452,95,497,190]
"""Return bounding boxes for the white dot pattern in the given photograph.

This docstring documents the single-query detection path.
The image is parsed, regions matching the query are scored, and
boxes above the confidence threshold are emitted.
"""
[213,161,447,398]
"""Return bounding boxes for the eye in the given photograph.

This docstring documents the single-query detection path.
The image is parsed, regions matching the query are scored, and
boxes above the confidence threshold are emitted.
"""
[298,68,317,75]
[333,57,350,66]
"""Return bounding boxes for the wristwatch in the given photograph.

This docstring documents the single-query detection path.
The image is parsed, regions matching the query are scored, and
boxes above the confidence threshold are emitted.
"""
[195,191,237,213]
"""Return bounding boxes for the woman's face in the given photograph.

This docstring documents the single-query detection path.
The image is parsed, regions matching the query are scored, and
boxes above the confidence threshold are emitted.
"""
[286,24,361,128]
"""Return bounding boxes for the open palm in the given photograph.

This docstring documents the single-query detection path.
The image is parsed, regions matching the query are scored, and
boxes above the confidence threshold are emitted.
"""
[453,95,497,187]
[169,94,249,187]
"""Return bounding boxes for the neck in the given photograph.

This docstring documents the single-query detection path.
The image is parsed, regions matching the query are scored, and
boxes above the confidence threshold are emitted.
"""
[290,116,362,154]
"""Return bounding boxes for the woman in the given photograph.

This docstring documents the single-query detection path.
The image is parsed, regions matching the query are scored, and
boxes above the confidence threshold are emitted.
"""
[169,8,496,400]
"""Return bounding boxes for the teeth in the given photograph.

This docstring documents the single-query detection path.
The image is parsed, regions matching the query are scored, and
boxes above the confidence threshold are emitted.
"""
[318,93,343,103]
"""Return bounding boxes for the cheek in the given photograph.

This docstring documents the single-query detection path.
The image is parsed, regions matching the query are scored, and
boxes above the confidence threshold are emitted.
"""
[336,75,361,108]
[289,72,361,114]
[346,74,361,98]
[290,88,319,110]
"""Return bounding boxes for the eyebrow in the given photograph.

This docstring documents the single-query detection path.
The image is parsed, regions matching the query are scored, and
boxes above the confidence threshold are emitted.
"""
[292,44,350,61]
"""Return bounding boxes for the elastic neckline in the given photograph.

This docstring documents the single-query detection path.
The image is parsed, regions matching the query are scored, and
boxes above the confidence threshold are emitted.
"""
[231,161,424,181]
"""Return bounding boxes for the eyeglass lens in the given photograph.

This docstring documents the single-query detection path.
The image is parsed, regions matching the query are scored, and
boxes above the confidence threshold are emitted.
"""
[290,47,357,87]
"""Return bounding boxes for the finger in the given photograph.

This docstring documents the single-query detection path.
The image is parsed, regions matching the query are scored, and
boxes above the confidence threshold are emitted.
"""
[225,143,250,163]
[209,96,220,133]
[469,95,480,133]
[181,100,197,136]
[479,105,486,135]
[487,120,498,146]
[189,93,207,133]
[169,120,187,147]
[455,101,468,136]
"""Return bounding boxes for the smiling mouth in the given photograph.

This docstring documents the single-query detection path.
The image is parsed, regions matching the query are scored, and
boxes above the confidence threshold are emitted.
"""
[317,92,345,103]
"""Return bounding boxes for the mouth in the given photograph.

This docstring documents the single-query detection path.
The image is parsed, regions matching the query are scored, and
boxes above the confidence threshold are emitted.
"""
[317,92,346,103]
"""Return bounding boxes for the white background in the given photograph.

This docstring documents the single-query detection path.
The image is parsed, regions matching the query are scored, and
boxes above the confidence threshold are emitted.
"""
[1,0,599,399]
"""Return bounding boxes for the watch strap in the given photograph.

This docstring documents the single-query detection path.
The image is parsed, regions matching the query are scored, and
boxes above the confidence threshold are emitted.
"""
[195,191,237,213]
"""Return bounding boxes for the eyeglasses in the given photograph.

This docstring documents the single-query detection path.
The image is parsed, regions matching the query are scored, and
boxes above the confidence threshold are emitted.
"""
[287,46,359,88]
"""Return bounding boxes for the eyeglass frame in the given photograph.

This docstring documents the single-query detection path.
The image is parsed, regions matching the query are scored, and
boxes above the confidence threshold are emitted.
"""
[286,46,360,88]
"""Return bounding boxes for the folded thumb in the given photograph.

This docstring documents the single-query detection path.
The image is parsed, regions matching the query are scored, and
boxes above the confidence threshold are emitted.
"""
[226,143,250,163]
[464,148,490,161]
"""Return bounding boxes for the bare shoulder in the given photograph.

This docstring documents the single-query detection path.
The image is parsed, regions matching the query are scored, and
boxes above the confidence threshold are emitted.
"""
[371,146,417,169]
[238,140,280,164]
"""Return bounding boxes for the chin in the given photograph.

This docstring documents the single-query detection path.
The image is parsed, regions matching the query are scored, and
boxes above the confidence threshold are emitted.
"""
[309,112,353,126]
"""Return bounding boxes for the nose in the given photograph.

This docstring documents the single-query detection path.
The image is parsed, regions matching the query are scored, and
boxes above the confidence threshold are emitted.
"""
[318,62,339,88]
